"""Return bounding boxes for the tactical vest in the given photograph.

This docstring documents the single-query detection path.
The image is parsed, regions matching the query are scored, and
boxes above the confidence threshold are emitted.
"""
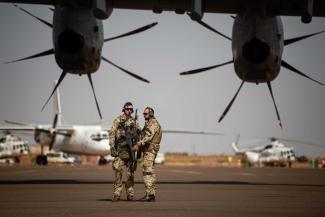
[151,120,162,144]
[142,119,162,153]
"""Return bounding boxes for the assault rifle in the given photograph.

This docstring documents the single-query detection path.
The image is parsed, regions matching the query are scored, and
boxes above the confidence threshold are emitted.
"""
[124,109,139,171]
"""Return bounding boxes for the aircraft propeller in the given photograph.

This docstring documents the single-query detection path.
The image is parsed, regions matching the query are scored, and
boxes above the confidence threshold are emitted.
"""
[6,4,156,119]
[180,14,324,127]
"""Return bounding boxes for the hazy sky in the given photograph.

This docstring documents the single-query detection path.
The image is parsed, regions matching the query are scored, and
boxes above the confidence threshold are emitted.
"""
[0,3,325,157]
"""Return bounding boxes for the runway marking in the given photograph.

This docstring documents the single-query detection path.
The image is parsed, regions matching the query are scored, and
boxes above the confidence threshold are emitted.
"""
[169,169,202,175]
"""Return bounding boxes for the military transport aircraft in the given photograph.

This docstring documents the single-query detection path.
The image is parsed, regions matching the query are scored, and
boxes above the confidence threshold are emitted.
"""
[0,81,222,165]
[1,0,325,125]
[3,2,158,120]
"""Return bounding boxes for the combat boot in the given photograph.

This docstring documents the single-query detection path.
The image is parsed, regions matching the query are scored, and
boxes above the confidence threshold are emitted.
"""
[148,194,155,202]
[139,194,155,202]
[112,195,120,202]
[127,195,134,201]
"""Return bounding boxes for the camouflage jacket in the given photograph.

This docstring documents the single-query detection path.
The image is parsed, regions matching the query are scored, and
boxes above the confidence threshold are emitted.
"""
[138,118,162,152]
[109,114,141,159]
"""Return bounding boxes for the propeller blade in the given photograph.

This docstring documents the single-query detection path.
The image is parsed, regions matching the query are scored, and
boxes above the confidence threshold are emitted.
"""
[101,56,150,83]
[218,81,244,123]
[180,60,233,75]
[267,82,283,128]
[5,120,28,126]
[281,60,324,86]
[41,71,67,112]
[104,22,158,42]
[87,73,103,120]
[284,30,325,46]
[5,49,54,64]
[13,4,53,28]
[49,132,56,150]
[187,13,231,41]
[52,113,58,129]
[235,134,240,144]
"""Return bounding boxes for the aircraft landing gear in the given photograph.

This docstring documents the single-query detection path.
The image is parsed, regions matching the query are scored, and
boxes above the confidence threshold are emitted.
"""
[98,156,107,165]
[36,145,47,166]
[36,155,48,166]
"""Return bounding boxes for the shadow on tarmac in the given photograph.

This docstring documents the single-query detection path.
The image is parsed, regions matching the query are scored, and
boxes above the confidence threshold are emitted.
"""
[1,179,325,187]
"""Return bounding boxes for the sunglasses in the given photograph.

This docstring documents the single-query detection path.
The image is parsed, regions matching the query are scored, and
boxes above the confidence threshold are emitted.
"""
[125,108,133,111]
[143,113,149,115]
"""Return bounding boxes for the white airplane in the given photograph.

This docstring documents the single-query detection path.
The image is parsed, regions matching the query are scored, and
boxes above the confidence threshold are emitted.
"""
[0,133,30,163]
[0,82,221,165]
[231,135,296,167]
[1,0,325,122]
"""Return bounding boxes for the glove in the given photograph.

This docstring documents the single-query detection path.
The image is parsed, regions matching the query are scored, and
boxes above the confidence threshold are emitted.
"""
[110,146,118,157]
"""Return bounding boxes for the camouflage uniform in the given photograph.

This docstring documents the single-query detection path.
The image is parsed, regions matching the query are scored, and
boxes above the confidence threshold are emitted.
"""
[138,117,162,196]
[109,114,141,199]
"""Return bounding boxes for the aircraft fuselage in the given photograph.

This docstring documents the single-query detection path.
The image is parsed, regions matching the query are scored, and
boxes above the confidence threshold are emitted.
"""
[52,126,110,156]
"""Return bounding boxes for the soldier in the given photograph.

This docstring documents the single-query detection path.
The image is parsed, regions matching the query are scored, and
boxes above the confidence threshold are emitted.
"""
[133,107,162,202]
[109,102,141,202]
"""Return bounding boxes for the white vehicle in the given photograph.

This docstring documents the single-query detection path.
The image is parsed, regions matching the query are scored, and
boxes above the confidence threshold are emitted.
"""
[1,82,221,166]
[47,152,75,164]
[0,133,30,163]
[232,135,295,167]
[155,153,165,164]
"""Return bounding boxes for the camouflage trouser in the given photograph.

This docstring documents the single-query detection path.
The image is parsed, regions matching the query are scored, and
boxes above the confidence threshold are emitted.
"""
[112,157,134,198]
[142,151,158,196]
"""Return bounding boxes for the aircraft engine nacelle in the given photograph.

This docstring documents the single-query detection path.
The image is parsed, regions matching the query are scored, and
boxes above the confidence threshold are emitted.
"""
[34,129,52,146]
[301,0,313,23]
[53,4,104,74]
[93,0,113,20]
[232,15,284,83]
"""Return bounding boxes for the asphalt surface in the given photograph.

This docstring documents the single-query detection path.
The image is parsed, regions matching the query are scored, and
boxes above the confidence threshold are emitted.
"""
[0,165,324,217]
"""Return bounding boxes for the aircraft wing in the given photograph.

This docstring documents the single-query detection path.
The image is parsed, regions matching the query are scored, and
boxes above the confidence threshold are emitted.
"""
[102,126,222,136]
[113,0,325,17]
[0,126,74,136]
[0,126,35,131]
[0,0,324,17]
[163,129,223,136]
[0,0,55,5]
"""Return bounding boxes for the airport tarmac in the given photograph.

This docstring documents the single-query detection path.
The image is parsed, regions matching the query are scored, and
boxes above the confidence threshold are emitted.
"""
[0,165,324,217]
